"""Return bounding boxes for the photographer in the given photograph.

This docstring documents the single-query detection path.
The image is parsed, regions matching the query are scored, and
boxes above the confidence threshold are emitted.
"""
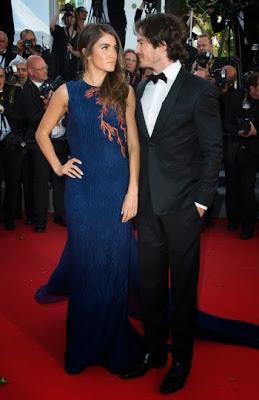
[50,4,80,81]
[209,1,259,74]
[9,56,28,87]
[0,30,15,67]
[0,67,23,230]
[192,34,214,79]
[222,71,259,239]
[124,49,141,88]
[16,29,42,59]
[75,6,88,32]
[16,55,68,232]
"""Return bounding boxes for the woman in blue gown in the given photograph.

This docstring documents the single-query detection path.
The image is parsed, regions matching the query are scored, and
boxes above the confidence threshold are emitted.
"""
[35,23,142,374]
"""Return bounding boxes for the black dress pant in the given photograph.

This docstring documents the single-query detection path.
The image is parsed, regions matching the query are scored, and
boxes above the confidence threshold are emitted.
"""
[224,145,258,230]
[22,141,68,225]
[137,198,202,365]
[0,146,23,225]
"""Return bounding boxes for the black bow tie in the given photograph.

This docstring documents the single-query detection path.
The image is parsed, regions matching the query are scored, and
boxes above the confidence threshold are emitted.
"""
[148,72,167,84]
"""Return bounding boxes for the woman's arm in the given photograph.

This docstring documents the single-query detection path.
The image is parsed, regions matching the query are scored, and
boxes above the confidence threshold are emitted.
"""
[35,84,83,179]
[67,43,81,58]
[121,86,140,222]
[50,10,60,32]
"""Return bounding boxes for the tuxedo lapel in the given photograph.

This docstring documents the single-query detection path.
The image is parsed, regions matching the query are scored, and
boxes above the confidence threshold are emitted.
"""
[136,80,150,140]
[151,67,187,139]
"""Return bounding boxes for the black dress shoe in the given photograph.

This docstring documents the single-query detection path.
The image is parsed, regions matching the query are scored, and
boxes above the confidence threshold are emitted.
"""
[240,228,254,240]
[160,362,189,394]
[34,224,46,233]
[4,222,15,231]
[53,215,67,226]
[120,352,167,379]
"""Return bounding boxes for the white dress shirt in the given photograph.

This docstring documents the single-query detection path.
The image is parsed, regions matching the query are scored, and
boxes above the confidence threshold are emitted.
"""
[32,81,65,139]
[0,89,11,140]
[141,60,182,137]
[141,60,207,210]
[0,51,7,68]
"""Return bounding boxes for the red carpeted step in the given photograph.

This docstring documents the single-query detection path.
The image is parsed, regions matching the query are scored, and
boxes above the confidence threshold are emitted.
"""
[0,219,259,399]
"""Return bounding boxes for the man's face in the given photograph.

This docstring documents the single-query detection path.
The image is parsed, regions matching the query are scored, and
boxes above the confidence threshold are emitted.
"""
[250,80,259,100]
[124,51,138,73]
[197,37,212,54]
[28,58,48,82]
[78,9,88,21]
[0,32,8,53]
[16,63,28,85]
[0,68,5,89]
[21,32,37,47]
[136,33,162,70]
[65,12,76,28]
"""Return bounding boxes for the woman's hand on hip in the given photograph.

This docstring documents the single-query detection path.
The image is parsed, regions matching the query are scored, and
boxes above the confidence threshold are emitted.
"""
[56,158,83,179]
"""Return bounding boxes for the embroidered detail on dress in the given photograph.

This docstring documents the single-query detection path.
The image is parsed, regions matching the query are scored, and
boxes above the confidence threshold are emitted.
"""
[84,87,128,157]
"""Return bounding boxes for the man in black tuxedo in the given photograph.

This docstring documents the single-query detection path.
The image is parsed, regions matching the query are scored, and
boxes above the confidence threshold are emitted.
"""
[0,31,15,68]
[121,14,222,394]
[16,55,68,232]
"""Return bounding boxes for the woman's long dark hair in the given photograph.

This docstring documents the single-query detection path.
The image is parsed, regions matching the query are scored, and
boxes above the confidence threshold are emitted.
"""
[78,23,129,111]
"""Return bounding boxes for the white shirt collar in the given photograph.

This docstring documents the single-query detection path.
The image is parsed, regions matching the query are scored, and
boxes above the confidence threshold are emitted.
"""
[31,80,45,88]
[160,59,182,81]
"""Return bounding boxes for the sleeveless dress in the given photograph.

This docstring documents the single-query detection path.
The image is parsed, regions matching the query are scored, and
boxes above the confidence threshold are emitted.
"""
[53,80,142,373]
[36,80,259,361]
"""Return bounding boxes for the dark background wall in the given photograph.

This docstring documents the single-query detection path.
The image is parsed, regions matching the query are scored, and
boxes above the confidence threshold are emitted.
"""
[0,0,15,48]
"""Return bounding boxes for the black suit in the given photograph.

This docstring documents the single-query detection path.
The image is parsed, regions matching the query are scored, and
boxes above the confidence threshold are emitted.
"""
[16,80,68,226]
[136,68,222,365]
[221,89,259,231]
[0,84,23,227]
[0,50,16,68]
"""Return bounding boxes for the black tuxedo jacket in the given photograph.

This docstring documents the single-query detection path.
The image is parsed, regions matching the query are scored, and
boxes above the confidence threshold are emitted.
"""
[0,50,16,67]
[15,79,45,142]
[136,67,223,215]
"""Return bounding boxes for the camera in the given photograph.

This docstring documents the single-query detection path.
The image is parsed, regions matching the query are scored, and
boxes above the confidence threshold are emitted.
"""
[196,52,212,68]
[237,99,251,136]
[2,132,27,151]
[210,68,227,88]
[4,65,18,85]
[39,75,65,98]
[23,39,33,49]
[61,3,74,17]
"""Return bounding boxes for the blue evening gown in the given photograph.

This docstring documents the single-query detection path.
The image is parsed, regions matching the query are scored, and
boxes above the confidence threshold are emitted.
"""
[49,80,142,373]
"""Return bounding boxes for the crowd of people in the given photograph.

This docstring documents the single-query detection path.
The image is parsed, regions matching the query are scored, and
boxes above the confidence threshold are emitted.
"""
[0,4,258,237]
[1,1,259,395]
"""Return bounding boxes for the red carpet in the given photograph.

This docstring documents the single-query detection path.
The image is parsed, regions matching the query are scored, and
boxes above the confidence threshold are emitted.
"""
[1,219,259,400]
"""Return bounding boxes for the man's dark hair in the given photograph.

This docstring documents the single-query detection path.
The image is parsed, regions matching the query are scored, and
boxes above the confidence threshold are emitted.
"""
[245,71,259,90]
[20,29,36,40]
[135,13,187,63]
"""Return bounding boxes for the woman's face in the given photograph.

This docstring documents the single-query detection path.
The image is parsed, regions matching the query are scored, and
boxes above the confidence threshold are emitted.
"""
[86,33,118,74]
[124,51,138,73]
